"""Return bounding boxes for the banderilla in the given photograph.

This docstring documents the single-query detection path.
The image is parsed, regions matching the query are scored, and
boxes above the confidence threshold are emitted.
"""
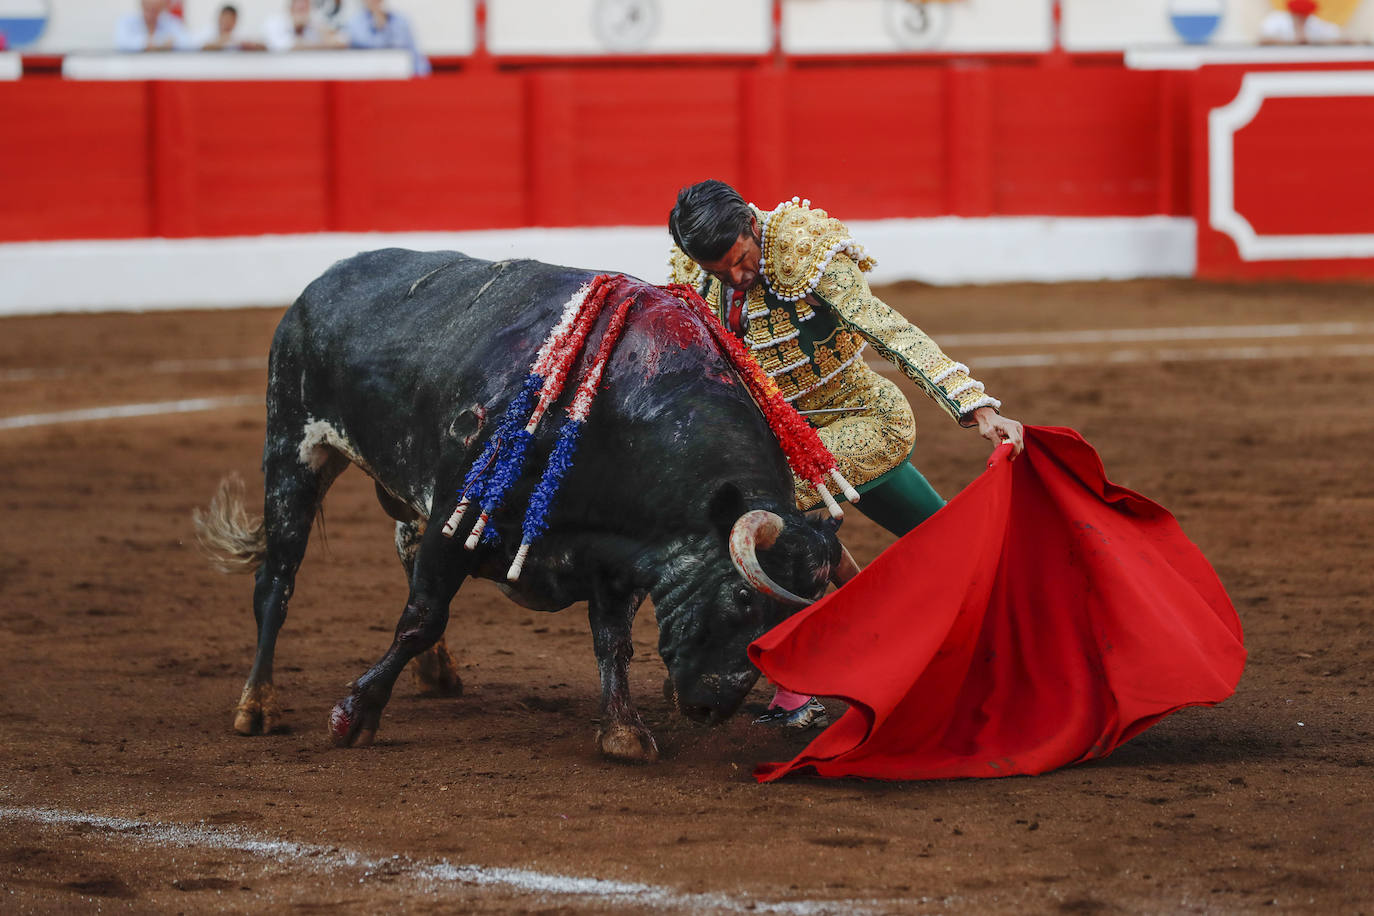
[797,406,871,416]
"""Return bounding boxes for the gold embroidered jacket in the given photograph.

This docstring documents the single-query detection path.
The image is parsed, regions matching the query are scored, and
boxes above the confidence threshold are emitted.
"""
[667,198,1001,426]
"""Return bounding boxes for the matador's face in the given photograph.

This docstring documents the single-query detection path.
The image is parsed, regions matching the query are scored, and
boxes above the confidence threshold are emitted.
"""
[697,216,763,293]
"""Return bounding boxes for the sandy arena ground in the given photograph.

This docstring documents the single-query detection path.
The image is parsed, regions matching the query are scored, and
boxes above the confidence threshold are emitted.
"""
[1,279,1371,914]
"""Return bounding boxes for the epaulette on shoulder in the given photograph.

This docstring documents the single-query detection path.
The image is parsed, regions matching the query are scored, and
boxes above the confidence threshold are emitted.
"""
[760,197,877,302]
[667,243,704,287]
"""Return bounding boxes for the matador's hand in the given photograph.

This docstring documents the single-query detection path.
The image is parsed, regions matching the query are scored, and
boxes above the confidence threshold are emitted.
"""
[972,406,1024,458]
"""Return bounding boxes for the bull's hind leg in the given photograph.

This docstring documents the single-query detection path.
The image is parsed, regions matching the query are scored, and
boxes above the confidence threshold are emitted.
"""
[590,580,657,763]
[329,519,474,746]
[234,442,349,736]
[391,518,463,697]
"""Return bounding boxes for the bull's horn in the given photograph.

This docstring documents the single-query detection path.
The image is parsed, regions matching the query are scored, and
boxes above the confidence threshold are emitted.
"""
[832,542,861,586]
[728,510,813,607]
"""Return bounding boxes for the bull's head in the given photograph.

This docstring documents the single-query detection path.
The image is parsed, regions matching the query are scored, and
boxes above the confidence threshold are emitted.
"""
[651,484,859,725]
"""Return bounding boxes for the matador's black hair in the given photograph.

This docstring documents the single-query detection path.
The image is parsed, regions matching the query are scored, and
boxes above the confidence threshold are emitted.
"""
[669,180,755,263]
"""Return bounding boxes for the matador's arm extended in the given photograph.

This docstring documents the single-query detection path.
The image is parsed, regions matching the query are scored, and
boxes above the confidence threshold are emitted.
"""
[813,254,1000,426]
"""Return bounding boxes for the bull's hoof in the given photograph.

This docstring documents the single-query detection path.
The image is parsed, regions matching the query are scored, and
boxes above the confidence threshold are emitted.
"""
[328,696,377,748]
[598,723,659,764]
[233,682,283,736]
[411,642,463,697]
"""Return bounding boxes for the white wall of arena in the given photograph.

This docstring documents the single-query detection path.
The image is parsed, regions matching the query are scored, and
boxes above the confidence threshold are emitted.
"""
[21,0,1374,56]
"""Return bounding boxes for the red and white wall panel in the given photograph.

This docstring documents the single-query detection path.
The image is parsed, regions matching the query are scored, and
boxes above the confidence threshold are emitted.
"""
[5,48,1374,311]
[0,62,1192,244]
[1194,63,1374,280]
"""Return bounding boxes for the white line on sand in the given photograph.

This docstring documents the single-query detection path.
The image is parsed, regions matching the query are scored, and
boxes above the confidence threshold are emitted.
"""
[0,805,916,914]
[0,395,260,431]
[935,321,1374,348]
[5,338,1373,432]
[871,341,1374,373]
[970,341,1374,370]
[1,356,267,383]
[3,322,1372,384]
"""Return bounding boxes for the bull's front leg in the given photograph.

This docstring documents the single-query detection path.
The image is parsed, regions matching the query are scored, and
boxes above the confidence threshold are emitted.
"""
[589,581,656,763]
[329,521,472,747]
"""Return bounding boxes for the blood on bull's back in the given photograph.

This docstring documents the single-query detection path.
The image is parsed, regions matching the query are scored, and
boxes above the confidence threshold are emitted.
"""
[196,248,842,763]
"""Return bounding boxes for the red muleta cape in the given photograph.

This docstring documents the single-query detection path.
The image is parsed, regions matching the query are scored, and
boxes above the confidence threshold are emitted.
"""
[749,426,1245,782]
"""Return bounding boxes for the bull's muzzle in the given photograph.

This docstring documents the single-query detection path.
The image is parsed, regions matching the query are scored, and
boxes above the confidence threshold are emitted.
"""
[667,673,756,725]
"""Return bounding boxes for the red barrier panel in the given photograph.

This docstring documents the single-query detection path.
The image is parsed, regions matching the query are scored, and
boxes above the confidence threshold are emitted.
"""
[0,82,153,239]
[528,66,747,226]
[150,81,333,237]
[1234,96,1374,236]
[333,75,526,232]
[1193,63,1374,280]
[0,57,1194,245]
[991,65,1170,216]
[781,63,948,219]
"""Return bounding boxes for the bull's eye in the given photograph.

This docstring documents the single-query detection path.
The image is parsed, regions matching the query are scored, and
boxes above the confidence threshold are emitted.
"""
[734,586,752,607]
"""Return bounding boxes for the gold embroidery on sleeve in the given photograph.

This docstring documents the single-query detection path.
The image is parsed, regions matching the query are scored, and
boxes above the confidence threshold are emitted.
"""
[817,254,1001,422]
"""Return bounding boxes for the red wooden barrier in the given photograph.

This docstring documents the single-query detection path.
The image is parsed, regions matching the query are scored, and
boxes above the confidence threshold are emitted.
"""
[151,81,334,237]
[1192,62,1374,280]
[0,81,152,239]
[0,57,1193,245]
[333,75,527,232]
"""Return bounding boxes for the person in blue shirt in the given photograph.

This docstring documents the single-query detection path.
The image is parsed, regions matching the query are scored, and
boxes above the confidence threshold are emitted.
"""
[348,0,431,77]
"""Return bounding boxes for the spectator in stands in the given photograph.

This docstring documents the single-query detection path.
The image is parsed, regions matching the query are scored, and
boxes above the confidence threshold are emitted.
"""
[198,4,266,51]
[1259,0,1348,43]
[313,0,351,34]
[264,0,348,52]
[115,0,195,52]
[347,0,430,76]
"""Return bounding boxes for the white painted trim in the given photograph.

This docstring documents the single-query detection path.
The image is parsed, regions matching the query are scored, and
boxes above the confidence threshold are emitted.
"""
[0,396,259,431]
[0,804,892,913]
[9,339,1374,431]
[1208,70,1374,261]
[1126,45,1374,71]
[853,216,1196,286]
[896,341,1374,371]
[0,52,20,80]
[487,0,772,55]
[0,217,1196,316]
[8,332,1374,430]
[14,321,1366,389]
[937,321,1374,348]
[61,50,414,81]
[1,355,267,383]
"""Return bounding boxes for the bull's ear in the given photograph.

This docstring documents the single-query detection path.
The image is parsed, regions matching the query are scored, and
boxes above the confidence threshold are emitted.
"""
[707,482,747,540]
[804,507,843,536]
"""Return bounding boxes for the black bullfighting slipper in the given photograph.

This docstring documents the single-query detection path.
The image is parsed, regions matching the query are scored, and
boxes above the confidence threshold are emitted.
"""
[752,697,829,730]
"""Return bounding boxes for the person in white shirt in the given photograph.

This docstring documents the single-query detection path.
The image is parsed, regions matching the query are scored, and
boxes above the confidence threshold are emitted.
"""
[264,0,348,52]
[114,0,195,52]
[1259,0,1347,44]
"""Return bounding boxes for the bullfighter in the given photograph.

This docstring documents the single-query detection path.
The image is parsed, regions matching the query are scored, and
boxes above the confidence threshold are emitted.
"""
[667,179,1025,727]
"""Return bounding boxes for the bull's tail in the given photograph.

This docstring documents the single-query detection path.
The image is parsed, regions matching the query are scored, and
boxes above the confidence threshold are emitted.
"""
[193,473,267,574]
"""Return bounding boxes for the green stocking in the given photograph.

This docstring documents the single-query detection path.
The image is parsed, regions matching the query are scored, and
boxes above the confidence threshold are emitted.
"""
[853,462,945,538]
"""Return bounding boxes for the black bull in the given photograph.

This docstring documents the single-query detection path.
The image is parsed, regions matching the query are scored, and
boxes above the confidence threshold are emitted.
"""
[196,249,849,762]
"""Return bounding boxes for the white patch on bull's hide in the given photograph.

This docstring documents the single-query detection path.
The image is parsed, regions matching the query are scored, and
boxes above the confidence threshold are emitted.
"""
[298,419,365,471]
[395,521,423,568]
